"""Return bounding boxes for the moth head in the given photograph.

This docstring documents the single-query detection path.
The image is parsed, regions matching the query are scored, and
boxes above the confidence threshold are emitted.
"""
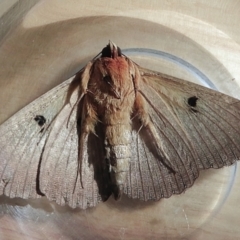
[101,41,122,59]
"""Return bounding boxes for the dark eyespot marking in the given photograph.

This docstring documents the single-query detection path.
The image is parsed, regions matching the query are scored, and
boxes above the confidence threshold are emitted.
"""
[187,96,199,113]
[34,115,46,127]
[188,96,198,107]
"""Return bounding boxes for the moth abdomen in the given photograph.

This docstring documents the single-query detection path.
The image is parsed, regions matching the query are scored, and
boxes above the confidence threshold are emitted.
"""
[104,125,132,199]
[110,156,130,200]
[106,145,131,200]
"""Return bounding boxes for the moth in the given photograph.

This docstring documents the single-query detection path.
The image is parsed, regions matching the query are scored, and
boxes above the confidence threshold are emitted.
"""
[0,41,240,209]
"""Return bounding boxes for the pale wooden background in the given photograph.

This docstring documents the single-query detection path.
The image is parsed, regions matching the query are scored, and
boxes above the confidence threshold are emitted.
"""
[0,0,240,239]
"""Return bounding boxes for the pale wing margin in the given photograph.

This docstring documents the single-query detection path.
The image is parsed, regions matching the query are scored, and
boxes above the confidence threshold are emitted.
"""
[0,77,74,200]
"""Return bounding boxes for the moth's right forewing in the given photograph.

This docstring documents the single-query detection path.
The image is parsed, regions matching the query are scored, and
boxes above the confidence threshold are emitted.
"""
[0,77,75,200]
[38,64,105,209]
[39,89,102,209]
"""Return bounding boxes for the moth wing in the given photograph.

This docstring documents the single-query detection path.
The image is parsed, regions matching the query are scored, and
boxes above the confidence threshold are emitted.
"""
[125,66,240,201]
[141,67,240,168]
[39,92,102,209]
[0,77,74,200]
[124,127,198,200]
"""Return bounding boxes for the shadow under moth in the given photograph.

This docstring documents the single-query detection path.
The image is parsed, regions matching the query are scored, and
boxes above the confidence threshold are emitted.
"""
[0,42,240,209]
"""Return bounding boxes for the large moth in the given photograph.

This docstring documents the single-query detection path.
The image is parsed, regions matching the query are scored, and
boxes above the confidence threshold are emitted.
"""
[0,41,240,209]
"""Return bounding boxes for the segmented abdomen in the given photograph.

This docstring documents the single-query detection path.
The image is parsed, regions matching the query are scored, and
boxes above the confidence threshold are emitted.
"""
[104,124,132,199]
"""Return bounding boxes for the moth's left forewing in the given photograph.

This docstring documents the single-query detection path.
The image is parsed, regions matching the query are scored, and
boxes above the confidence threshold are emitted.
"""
[139,67,240,170]
[125,64,240,202]
[123,65,201,201]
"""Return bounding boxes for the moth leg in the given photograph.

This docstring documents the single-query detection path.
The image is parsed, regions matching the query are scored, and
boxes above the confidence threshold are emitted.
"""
[134,92,178,173]
[77,100,113,201]
[128,59,141,94]
[76,98,98,190]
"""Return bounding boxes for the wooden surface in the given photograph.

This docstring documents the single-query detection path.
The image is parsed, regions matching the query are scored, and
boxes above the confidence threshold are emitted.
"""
[0,0,240,239]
